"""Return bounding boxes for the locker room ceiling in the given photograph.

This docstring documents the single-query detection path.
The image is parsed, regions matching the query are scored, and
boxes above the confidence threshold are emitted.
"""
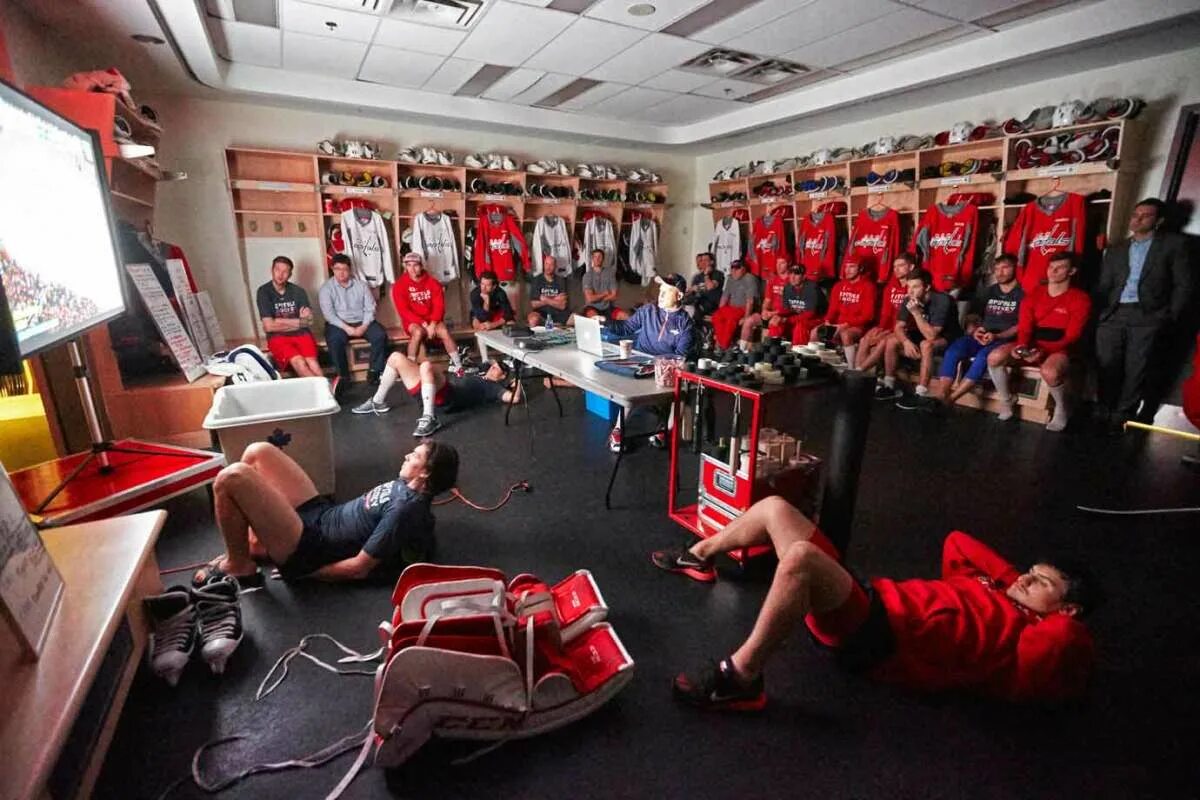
[15,0,1200,148]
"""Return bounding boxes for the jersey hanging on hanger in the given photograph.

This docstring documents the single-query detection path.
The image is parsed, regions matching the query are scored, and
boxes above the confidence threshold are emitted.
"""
[628,216,658,285]
[1004,192,1085,292]
[709,216,742,275]
[532,215,572,278]
[846,207,900,283]
[472,204,526,282]
[746,208,790,277]
[411,210,459,283]
[915,201,978,293]
[799,211,839,281]
[582,214,617,274]
[340,207,395,288]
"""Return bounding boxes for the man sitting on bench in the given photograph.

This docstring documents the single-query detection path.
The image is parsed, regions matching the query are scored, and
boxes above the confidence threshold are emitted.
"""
[393,252,464,374]
[353,350,520,436]
[469,270,515,332]
[195,440,458,585]
[320,253,390,389]
[652,496,1098,710]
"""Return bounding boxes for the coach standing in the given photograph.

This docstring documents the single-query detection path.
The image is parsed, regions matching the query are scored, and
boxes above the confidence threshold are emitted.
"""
[1094,198,1192,427]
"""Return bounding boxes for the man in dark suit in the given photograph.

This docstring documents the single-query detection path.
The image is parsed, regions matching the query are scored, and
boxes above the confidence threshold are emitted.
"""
[1094,198,1193,426]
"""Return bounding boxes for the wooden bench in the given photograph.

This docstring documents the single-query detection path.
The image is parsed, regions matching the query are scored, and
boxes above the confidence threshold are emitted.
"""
[316,325,477,382]
[895,361,1057,424]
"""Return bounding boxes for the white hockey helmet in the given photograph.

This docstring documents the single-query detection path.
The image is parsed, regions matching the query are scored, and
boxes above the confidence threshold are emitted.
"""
[873,135,897,155]
[1053,100,1085,129]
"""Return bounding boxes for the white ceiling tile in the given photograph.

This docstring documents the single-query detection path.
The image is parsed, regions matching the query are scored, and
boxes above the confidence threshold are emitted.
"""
[689,77,761,99]
[582,85,678,118]
[524,17,647,75]
[784,7,954,68]
[557,81,632,110]
[372,18,467,56]
[280,0,379,42]
[725,0,896,55]
[422,56,485,93]
[584,0,711,32]
[641,68,713,92]
[587,33,708,84]
[507,0,555,5]
[916,0,1029,21]
[511,72,576,105]
[283,31,368,77]
[357,44,444,87]
[454,1,575,67]
[206,18,281,67]
[481,67,546,100]
[687,0,812,45]
[627,92,742,123]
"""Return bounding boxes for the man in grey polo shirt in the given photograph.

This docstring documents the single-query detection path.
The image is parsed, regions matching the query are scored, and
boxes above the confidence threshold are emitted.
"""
[320,253,389,390]
[580,248,628,320]
[711,259,760,350]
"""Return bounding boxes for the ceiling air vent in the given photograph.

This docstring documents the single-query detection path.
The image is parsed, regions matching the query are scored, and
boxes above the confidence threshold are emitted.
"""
[732,58,809,85]
[679,48,760,78]
[386,0,487,29]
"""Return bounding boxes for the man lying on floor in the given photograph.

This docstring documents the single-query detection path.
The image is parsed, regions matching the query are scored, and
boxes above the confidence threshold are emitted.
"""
[354,350,520,436]
[194,440,458,585]
[653,496,1098,709]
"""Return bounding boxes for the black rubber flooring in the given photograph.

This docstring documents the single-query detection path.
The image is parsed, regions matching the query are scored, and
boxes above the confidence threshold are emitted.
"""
[96,382,1199,799]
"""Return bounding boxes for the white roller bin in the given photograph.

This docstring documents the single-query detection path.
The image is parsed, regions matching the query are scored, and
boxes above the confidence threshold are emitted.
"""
[203,377,339,495]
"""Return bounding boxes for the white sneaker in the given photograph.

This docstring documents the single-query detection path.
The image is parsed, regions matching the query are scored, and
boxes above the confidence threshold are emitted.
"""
[1046,412,1068,432]
[996,396,1014,421]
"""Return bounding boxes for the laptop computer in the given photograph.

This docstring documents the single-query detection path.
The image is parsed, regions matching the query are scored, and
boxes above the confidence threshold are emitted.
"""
[574,315,620,357]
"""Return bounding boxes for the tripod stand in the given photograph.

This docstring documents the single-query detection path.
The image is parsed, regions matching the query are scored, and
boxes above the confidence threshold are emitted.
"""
[33,338,210,515]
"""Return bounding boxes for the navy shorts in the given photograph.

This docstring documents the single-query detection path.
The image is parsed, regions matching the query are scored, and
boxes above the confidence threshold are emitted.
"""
[278,495,337,580]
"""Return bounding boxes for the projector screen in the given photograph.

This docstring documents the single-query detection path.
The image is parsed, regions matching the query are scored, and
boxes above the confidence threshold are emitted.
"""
[0,79,126,361]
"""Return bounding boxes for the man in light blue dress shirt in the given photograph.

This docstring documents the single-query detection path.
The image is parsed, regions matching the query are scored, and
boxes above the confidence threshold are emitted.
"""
[320,253,390,393]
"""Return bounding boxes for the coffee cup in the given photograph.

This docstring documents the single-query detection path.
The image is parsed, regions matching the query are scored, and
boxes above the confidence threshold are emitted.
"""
[619,339,634,358]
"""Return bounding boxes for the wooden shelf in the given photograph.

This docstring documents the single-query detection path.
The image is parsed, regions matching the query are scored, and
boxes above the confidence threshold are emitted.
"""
[398,189,464,200]
[114,157,164,181]
[1005,163,1117,181]
[110,190,153,208]
[793,190,847,201]
[233,209,318,216]
[850,183,915,196]
[229,179,316,192]
[321,184,392,196]
[918,173,1002,189]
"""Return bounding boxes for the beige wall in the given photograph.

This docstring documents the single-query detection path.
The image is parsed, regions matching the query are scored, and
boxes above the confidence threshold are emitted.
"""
[144,93,699,341]
[0,1,83,87]
[690,46,1200,256]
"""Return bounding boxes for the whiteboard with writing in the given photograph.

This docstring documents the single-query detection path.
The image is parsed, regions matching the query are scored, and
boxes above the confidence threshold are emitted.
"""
[0,463,63,659]
[125,263,206,382]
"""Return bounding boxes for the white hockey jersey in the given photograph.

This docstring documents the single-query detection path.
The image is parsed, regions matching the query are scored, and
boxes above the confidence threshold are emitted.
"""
[411,210,459,283]
[532,215,572,277]
[709,216,741,275]
[340,208,394,288]
[581,216,617,273]
[628,216,658,285]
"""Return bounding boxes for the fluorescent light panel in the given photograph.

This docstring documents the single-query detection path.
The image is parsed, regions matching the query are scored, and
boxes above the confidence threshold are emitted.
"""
[454,63,514,96]
[534,77,601,107]
[661,0,760,37]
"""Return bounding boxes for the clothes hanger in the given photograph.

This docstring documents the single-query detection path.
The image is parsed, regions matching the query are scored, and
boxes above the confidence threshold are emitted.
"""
[1040,176,1065,199]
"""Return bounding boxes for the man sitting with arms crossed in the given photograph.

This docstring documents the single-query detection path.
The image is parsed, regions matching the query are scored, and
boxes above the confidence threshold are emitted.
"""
[921,254,1023,412]
[320,253,390,391]
[194,439,458,585]
[986,252,1091,431]
[812,258,877,367]
[256,255,327,384]
[528,254,572,328]
[581,248,628,321]
[767,265,825,345]
[393,252,464,374]
[353,350,520,437]
[856,253,915,371]
[709,259,759,351]
[682,252,724,321]
[603,274,694,452]
[880,269,959,403]
[652,496,1097,710]
[469,270,515,332]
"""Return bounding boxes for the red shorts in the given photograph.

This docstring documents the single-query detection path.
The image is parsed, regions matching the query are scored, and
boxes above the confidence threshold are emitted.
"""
[408,381,451,407]
[267,334,318,367]
[399,313,440,332]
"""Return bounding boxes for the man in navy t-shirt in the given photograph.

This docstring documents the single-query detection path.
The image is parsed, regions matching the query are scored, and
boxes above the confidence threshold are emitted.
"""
[194,439,459,585]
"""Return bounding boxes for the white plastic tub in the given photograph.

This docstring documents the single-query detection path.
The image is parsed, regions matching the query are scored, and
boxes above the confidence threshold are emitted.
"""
[203,377,339,495]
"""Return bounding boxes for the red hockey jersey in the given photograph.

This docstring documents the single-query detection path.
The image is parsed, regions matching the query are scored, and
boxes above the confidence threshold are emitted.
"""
[473,204,526,281]
[846,207,901,283]
[1016,285,1091,354]
[799,211,838,281]
[824,275,878,329]
[1004,193,1085,292]
[746,209,791,277]
[916,202,978,293]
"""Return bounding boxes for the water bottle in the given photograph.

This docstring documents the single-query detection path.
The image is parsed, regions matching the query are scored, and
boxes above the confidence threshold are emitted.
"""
[545,315,555,332]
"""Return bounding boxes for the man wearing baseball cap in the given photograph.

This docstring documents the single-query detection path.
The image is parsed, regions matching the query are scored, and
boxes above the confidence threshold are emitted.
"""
[391,252,464,374]
[601,273,694,452]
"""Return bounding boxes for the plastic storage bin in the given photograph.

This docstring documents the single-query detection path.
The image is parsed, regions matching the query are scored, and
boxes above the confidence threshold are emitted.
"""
[203,377,339,495]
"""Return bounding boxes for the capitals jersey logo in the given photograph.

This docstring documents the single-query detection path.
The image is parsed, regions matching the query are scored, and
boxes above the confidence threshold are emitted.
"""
[854,232,889,254]
[804,234,826,254]
[756,234,778,253]
[1030,226,1072,255]
[425,239,452,254]
[488,235,511,255]
[929,227,965,253]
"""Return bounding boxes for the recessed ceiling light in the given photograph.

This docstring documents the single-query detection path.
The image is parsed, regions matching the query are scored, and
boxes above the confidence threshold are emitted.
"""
[131,34,165,45]
[628,3,656,17]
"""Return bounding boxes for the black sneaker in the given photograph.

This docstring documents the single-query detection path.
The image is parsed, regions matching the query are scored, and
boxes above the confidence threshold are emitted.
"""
[651,546,716,582]
[895,394,928,411]
[193,576,243,675]
[874,383,902,400]
[673,658,766,711]
[144,587,197,687]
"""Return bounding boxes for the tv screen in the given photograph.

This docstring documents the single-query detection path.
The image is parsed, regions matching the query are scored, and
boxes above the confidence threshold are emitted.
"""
[0,79,126,362]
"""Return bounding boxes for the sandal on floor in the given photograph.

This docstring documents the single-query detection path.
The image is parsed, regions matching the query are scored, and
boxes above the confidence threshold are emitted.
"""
[192,559,266,590]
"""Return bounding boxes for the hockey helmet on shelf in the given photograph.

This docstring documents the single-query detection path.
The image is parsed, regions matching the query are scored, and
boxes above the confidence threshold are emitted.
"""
[1052,100,1086,128]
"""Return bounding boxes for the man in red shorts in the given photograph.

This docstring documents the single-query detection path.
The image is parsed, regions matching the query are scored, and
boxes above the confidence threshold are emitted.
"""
[652,496,1098,710]
[811,258,877,366]
[856,253,915,371]
[255,255,325,381]
[392,252,463,372]
[986,252,1091,431]
[736,256,791,349]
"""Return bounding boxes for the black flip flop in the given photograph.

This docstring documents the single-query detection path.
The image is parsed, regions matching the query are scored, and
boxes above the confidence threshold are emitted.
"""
[192,560,266,590]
